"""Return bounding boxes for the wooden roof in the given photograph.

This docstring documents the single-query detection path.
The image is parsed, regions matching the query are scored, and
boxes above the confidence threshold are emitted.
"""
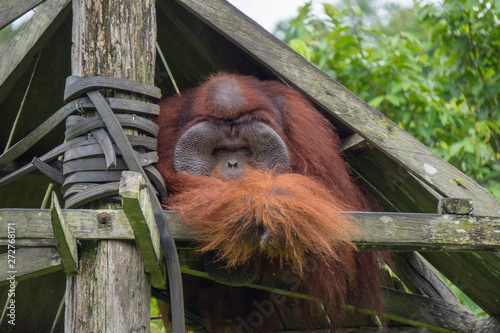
[0,0,500,331]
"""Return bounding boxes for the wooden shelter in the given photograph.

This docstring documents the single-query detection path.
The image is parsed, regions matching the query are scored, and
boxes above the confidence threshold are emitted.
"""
[0,0,500,332]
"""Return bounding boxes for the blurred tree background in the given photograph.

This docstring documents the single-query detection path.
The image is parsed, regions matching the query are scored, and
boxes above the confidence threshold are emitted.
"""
[276,0,500,199]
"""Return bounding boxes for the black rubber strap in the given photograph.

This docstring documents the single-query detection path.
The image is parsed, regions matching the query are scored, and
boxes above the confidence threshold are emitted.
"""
[64,182,121,208]
[62,152,158,175]
[62,170,123,193]
[90,129,117,168]
[63,183,99,199]
[64,76,162,103]
[65,114,159,140]
[144,165,167,198]
[87,90,185,331]
[32,157,64,184]
[63,139,157,162]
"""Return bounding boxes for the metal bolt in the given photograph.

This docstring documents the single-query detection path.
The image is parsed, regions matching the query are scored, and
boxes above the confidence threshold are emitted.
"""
[140,182,149,189]
[98,212,110,224]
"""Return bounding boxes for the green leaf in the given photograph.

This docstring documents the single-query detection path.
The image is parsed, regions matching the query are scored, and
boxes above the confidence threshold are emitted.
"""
[351,5,363,17]
[385,94,401,106]
[323,4,340,19]
[448,141,464,159]
[369,96,385,108]
[289,39,313,61]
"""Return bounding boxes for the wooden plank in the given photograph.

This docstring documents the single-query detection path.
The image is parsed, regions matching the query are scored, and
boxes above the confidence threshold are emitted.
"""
[382,288,475,333]
[120,171,165,289]
[352,212,500,251]
[0,0,70,106]
[473,317,500,333]
[0,248,61,285]
[393,252,459,303]
[423,251,500,317]
[50,192,78,274]
[0,208,137,240]
[173,0,500,314]
[1,209,500,251]
[0,0,46,29]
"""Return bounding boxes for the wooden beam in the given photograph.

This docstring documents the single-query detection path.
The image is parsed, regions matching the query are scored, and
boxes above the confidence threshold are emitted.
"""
[50,192,78,274]
[352,212,500,251]
[1,209,500,251]
[0,0,70,105]
[382,288,475,333]
[65,1,157,332]
[393,252,459,303]
[120,171,166,289]
[0,248,61,285]
[0,0,47,29]
[473,317,500,332]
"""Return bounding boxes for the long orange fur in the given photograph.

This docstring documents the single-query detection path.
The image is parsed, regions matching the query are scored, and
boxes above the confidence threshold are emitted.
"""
[155,73,387,331]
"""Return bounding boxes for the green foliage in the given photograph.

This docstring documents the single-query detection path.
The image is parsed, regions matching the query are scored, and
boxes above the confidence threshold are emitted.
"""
[150,298,167,333]
[278,0,500,197]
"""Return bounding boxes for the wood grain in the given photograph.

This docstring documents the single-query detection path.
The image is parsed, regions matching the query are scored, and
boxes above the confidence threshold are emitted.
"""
[0,0,46,29]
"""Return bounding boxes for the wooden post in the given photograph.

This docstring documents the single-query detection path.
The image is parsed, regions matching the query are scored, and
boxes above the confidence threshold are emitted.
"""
[65,0,156,331]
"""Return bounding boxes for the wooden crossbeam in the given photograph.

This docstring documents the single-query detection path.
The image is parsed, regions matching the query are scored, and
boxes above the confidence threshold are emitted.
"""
[50,193,78,274]
[119,171,166,289]
[0,209,499,251]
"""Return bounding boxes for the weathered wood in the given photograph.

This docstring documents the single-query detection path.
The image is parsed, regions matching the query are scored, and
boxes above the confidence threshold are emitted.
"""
[473,317,500,333]
[1,209,500,250]
[382,288,475,333]
[50,193,78,274]
[0,0,70,106]
[340,133,367,153]
[438,198,473,215]
[393,252,459,303]
[0,208,189,240]
[0,0,46,29]
[66,0,156,332]
[352,212,500,251]
[0,248,61,285]
[0,239,57,247]
[65,240,150,333]
[350,149,440,213]
[120,171,165,289]
[423,251,500,317]
[173,0,500,314]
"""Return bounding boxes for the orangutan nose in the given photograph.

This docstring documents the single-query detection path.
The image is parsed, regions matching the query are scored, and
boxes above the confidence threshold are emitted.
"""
[227,159,239,168]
